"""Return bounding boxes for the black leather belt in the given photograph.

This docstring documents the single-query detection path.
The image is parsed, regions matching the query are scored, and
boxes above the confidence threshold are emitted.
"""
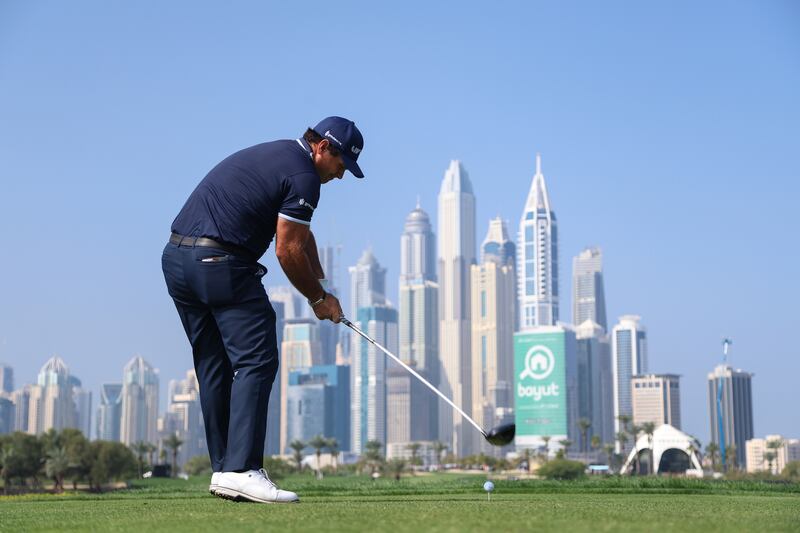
[170,233,253,259]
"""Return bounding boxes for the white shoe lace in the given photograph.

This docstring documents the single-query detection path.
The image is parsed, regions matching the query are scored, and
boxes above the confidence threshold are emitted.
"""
[258,468,277,489]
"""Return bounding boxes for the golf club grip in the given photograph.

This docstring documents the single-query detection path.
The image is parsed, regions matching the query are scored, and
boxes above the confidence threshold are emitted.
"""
[341,318,486,436]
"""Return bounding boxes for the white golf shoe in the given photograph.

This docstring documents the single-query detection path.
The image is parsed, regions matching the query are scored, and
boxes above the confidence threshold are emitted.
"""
[209,472,221,494]
[215,469,299,503]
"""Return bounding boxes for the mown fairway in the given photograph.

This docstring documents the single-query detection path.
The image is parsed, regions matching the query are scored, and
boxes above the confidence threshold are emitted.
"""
[1,475,799,532]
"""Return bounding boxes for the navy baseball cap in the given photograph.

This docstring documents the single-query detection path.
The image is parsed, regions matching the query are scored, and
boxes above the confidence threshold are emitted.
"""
[313,116,365,178]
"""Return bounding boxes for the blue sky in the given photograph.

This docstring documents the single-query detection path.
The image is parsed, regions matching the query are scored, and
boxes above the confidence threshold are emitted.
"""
[1,1,798,443]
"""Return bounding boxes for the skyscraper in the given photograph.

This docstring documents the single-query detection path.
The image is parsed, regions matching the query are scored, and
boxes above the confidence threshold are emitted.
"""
[575,320,614,448]
[280,318,323,453]
[0,396,13,434]
[285,365,350,452]
[708,364,754,468]
[162,370,205,467]
[632,374,681,429]
[611,315,647,452]
[70,376,92,438]
[349,248,387,318]
[397,202,439,442]
[11,385,31,433]
[96,383,123,442]
[518,154,558,329]
[470,217,516,454]
[120,355,160,446]
[438,160,476,457]
[572,247,607,331]
[0,363,14,394]
[28,356,74,435]
[351,304,397,454]
[401,200,437,284]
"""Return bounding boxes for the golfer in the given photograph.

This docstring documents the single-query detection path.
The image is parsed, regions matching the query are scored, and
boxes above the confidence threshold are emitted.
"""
[161,116,364,503]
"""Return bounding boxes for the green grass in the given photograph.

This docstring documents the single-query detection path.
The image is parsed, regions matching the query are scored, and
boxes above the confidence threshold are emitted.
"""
[1,474,799,532]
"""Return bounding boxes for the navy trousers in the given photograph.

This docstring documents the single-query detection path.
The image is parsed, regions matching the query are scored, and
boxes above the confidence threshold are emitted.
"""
[161,241,278,472]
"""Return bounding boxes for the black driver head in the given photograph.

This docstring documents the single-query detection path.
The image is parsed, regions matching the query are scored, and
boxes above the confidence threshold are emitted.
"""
[484,423,515,446]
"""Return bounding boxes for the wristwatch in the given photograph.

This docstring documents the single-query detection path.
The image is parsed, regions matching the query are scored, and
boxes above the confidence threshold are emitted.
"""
[309,291,326,308]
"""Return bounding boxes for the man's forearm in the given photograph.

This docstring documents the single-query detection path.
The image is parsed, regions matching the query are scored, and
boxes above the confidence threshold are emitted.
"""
[276,243,325,302]
[304,231,325,279]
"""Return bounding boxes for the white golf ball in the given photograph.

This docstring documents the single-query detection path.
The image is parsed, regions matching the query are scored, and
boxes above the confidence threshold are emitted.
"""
[483,481,495,492]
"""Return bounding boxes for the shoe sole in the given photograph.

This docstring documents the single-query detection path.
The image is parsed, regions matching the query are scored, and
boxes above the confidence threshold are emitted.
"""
[214,486,299,504]
[209,484,218,495]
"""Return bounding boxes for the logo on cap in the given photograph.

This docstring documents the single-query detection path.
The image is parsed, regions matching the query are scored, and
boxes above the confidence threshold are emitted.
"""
[324,130,343,147]
[351,146,361,155]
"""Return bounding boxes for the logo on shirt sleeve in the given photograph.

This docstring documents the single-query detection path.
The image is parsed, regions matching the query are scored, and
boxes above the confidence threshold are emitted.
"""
[298,198,316,212]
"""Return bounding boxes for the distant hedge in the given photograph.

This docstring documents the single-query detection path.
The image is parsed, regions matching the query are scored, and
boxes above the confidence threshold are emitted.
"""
[537,459,586,480]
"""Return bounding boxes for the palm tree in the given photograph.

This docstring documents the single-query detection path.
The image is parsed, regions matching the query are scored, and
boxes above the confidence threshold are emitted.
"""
[131,441,149,478]
[726,444,738,470]
[163,433,184,478]
[616,431,629,459]
[406,442,422,475]
[44,446,69,492]
[364,440,383,475]
[386,458,407,481]
[326,437,340,473]
[308,434,328,479]
[706,442,719,471]
[146,442,157,468]
[617,414,632,434]
[432,441,448,469]
[557,439,572,460]
[590,435,601,461]
[602,444,615,470]
[641,422,656,475]
[289,440,306,473]
[577,419,592,464]
[541,435,551,462]
[764,451,777,474]
[766,438,783,474]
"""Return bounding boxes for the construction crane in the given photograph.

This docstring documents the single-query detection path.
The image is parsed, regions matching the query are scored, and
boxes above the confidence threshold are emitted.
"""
[717,338,733,469]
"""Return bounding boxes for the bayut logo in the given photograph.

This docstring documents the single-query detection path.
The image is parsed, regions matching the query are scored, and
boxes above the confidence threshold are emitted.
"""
[518,345,560,401]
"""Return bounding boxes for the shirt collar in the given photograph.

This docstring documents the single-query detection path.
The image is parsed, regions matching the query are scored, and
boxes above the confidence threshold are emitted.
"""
[296,138,312,159]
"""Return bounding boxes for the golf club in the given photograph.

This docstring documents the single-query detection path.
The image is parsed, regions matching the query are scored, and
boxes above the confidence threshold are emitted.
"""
[341,317,515,447]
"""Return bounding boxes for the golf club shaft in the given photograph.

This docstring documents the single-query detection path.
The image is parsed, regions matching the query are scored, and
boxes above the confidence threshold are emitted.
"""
[341,317,486,437]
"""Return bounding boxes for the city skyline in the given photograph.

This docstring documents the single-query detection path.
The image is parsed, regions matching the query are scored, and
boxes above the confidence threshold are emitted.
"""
[1,1,798,446]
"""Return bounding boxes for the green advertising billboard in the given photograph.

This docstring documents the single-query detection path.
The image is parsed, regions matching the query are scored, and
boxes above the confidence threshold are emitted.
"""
[514,329,567,444]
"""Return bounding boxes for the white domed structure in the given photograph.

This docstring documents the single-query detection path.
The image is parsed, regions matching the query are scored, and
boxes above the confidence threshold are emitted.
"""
[621,424,703,476]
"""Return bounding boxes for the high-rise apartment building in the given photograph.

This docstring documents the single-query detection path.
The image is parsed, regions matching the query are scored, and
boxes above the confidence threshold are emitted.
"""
[0,396,13,434]
[632,374,681,429]
[11,385,31,433]
[708,364,754,468]
[280,318,323,453]
[438,160,476,457]
[351,304,397,454]
[0,364,14,394]
[285,365,350,451]
[518,154,558,329]
[28,356,75,435]
[575,320,614,447]
[470,217,516,454]
[611,316,648,452]
[70,376,92,439]
[96,383,123,442]
[572,247,607,331]
[746,435,800,474]
[397,202,439,442]
[120,356,160,446]
[162,370,205,467]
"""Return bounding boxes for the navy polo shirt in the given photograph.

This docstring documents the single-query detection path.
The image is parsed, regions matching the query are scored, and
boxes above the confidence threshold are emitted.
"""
[171,139,320,259]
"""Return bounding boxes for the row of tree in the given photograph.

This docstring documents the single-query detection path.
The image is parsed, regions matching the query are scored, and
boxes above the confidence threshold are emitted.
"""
[0,430,137,493]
